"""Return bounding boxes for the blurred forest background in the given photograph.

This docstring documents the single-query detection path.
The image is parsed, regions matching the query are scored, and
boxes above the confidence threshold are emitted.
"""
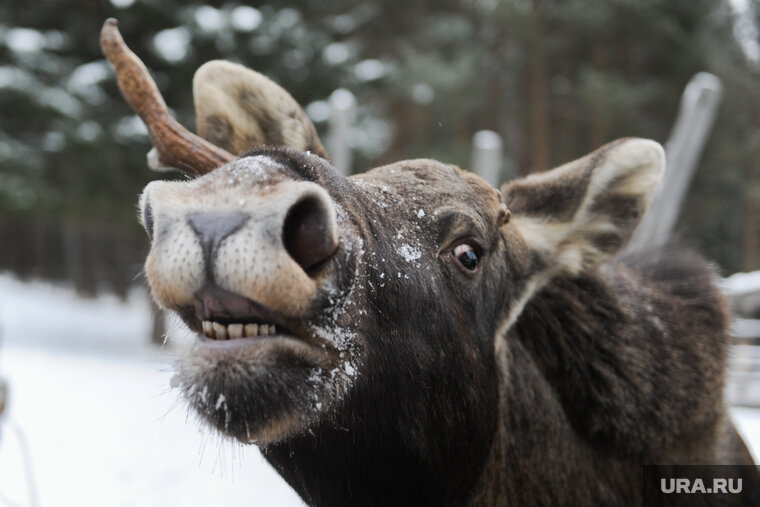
[1,0,759,297]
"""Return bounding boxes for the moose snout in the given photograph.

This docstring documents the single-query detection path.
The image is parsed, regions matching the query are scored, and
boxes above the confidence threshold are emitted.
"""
[142,176,341,315]
[186,190,339,277]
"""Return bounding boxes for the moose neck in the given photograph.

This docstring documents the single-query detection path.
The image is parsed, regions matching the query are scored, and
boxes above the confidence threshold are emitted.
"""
[261,263,672,506]
[258,269,627,506]
[261,381,498,506]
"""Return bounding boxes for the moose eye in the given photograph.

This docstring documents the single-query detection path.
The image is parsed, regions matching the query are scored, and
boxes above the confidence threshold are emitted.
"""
[452,243,479,271]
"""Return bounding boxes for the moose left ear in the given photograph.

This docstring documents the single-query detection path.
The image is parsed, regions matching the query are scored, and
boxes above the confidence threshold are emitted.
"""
[502,138,665,274]
[193,60,329,159]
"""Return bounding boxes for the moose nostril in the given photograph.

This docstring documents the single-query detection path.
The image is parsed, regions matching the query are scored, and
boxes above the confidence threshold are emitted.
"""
[282,194,338,272]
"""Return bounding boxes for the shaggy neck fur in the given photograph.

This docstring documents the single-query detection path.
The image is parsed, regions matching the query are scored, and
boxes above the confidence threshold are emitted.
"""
[477,250,751,506]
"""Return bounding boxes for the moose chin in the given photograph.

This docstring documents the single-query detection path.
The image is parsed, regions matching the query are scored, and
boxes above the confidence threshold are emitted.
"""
[102,18,758,507]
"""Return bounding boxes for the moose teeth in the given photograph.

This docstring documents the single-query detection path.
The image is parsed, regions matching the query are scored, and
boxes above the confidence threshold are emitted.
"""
[202,321,277,340]
[212,322,227,340]
[228,323,243,339]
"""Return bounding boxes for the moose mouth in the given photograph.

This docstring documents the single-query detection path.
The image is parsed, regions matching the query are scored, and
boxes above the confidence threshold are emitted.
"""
[192,285,304,348]
[174,283,350,444]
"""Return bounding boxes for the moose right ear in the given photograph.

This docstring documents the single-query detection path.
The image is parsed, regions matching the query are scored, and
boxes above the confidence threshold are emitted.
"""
[502,138,664,275]
[193,60,329,159]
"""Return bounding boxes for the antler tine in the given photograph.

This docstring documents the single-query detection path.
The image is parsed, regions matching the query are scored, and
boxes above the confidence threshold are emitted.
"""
[100,18,234,177]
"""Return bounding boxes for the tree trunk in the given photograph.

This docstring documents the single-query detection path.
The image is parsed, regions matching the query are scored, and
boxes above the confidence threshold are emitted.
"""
[743,137,759,271]
[588,41,606,150]
[150,300,166,346]
[529,0,549,173]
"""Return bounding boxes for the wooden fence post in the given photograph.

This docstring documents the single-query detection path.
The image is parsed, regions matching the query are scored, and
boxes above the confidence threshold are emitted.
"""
[328,88,355,175]
[626,72,723,253]
[471,130,503,188]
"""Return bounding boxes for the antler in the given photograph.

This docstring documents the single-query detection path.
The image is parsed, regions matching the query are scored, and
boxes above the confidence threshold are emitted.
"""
[100,18,234,177]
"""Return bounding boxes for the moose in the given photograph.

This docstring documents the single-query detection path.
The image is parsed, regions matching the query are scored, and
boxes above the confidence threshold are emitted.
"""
[102,19,757,506]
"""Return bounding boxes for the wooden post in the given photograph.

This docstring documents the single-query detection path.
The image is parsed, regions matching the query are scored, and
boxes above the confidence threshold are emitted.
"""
[625,72,723,253]
[471,130,503,188]
[328,88,355,175]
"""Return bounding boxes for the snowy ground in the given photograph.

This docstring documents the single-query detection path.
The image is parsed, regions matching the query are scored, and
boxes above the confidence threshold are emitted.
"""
[0,273,757,506]
[0,275,303,507]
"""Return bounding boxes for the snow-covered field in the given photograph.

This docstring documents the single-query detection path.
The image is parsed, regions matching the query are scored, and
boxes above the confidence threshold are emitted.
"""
[0,274,757,506]
[0,275,303,507]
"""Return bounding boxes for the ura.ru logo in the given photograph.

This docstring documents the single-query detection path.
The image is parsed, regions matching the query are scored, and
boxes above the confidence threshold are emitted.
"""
[661,478,742,494]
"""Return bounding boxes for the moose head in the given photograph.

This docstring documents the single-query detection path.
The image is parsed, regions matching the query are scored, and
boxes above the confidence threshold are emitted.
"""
[102,19,756,506]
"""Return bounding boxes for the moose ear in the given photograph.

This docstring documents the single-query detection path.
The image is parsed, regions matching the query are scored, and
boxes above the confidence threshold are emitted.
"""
[501,138,665,274]
[192,60,329,159]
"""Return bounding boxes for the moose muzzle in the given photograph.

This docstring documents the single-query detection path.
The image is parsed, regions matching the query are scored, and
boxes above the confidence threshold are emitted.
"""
[140,158,340,319]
